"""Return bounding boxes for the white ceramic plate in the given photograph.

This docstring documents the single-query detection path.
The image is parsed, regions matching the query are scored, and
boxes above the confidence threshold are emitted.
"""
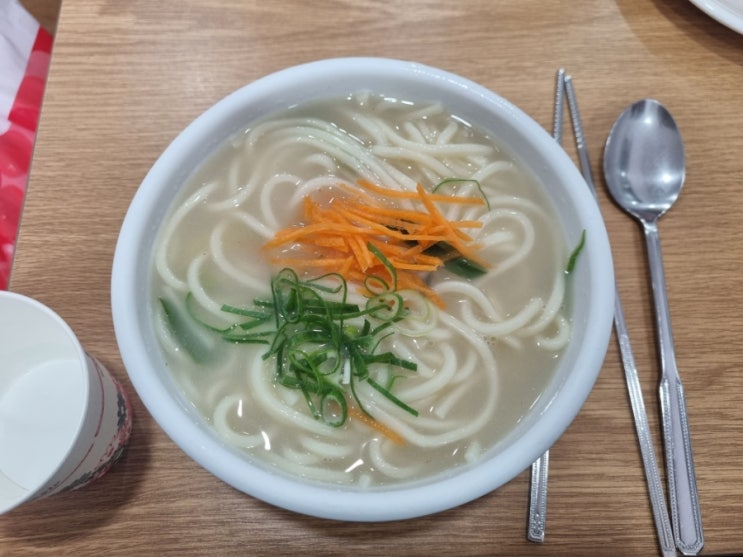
[689,0,743,34]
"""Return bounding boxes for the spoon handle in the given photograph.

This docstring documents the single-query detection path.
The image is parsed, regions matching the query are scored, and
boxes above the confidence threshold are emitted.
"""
[642,220,704,555]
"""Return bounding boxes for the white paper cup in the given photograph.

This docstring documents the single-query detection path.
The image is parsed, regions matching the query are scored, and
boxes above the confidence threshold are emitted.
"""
[0,291,132,514]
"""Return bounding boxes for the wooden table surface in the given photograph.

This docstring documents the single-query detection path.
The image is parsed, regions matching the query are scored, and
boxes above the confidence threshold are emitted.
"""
[4,1,743,555]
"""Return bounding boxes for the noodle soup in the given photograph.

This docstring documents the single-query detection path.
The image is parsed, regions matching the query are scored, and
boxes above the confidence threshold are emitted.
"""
[151,92,574,488]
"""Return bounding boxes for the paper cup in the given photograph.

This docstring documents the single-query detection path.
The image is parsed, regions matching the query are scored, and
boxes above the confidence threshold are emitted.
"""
[0,291,132,514]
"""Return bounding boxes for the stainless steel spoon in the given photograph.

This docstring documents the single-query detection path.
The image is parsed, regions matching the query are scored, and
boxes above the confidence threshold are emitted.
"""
[603,99,703,555]
[567,81,674,557]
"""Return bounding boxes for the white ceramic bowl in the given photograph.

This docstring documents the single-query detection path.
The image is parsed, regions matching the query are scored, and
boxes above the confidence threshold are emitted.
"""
[112,57,614,522]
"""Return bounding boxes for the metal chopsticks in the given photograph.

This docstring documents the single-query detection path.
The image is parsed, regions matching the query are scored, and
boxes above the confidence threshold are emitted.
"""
[527,68,566,544]
[563,72,676,557]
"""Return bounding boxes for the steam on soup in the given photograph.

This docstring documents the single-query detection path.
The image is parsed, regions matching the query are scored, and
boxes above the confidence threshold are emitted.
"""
[151,93,577,487]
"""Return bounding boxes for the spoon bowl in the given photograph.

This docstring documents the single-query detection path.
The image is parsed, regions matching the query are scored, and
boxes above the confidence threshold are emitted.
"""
[604,99,686,221]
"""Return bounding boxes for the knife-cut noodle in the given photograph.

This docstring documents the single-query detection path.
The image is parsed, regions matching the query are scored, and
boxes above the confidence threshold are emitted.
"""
[151,93,572,487]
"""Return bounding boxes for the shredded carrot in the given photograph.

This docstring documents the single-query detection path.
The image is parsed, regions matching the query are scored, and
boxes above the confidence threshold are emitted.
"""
[415,184,479,256]
[263,180,490,307]
[347,405,405,446]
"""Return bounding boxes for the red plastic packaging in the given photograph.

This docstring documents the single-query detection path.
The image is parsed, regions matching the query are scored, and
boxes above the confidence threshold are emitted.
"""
[0,2,53,289]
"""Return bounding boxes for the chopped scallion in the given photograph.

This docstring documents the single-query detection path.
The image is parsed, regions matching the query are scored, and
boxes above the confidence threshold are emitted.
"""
[566,229,587,274]
[172,265,420,428]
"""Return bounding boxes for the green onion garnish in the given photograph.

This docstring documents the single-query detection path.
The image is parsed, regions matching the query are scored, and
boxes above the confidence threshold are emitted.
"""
[164,264,421,428]
[433,178,491,210]
[566,229,587,274]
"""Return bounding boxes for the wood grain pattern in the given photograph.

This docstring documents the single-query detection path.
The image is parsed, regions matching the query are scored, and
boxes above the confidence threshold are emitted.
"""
[19,0,62,34]
[4,1,743,555]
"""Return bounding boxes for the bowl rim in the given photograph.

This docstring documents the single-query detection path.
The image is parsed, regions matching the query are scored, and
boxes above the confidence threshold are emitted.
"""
[111,56,615,522]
